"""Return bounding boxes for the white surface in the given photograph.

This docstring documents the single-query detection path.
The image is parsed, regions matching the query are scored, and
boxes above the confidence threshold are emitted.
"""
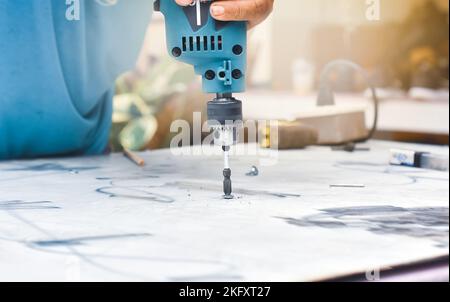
[0,141,448,281]
[241,91,450,135]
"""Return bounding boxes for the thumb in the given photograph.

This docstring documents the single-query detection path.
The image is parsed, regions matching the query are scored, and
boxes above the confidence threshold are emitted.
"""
[210,0,267,21]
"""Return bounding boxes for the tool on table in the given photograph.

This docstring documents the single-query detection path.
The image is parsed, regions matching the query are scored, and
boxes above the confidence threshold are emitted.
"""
[123,148,146,167]
[390,149,449,172]
[154,0,247,199]
[259,121,319,150]
[331,143,370,152]
[260,60,379,150]
[246,166,259,177]
[330,184,366,188]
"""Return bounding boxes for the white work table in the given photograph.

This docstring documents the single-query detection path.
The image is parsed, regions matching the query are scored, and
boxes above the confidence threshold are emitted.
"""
[0,141,448,281]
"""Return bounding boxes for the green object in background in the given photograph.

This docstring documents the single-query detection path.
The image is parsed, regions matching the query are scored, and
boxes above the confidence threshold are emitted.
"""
[111,56,196,151]
[113,93,152,122]
[112,93,157,151]
[110,93,155,152]
[119,115,158,151]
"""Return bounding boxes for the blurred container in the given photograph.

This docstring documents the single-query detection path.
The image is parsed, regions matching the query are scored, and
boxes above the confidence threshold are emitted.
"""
[292,59,316,96]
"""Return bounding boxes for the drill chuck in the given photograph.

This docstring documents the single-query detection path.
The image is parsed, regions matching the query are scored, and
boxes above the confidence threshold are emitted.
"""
[207,94,243,147]
[207,94,243,125]
[154,0,247,199]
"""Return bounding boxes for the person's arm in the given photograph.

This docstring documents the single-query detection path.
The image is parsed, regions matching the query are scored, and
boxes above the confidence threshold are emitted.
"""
[175,0,274,29]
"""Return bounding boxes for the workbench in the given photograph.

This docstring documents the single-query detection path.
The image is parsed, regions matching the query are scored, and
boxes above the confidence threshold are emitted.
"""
[0,141,448,281]
[242,91,450,145]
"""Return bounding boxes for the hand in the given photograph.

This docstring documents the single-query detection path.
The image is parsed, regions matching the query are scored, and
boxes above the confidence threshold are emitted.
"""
[175,0,274,29]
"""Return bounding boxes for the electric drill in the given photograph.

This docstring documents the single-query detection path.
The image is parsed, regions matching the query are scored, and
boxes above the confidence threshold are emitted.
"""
[154,0,247,199]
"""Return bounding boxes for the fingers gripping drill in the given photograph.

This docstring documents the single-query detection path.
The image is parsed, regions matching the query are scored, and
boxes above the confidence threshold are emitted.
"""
[154,0,247,198]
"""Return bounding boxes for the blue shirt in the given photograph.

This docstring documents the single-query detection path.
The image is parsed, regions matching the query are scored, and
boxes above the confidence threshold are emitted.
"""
[0,0,152,159]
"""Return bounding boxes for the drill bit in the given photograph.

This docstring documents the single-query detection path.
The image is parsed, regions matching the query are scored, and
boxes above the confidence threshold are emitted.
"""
[222,146,233,199]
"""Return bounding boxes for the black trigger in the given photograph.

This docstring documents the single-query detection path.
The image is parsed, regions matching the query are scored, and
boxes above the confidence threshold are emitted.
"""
[183,2,211,32]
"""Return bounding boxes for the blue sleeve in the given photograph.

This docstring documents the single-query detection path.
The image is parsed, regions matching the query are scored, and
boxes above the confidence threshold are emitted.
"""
[0,0,152,159]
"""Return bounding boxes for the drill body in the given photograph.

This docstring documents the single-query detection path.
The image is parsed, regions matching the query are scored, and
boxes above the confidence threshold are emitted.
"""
[154,0,247,94]
[154,0,247,198]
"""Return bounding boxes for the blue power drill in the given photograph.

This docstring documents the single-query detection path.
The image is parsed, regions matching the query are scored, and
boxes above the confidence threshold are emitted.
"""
[154,0,247,198]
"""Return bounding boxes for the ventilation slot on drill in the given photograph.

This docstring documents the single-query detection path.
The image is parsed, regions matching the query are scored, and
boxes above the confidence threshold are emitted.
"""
[181,36,224,52]
[203,36,208,51]
[189,37,194,51]
[196,36,201,51]
[218,35,223,50]
[182,36,187,52]
[211,36,215,51]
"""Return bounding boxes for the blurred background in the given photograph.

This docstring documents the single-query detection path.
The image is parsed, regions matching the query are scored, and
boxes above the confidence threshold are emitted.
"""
[112,0,449,152]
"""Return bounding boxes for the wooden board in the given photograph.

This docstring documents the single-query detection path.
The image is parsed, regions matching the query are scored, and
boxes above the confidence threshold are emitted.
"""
[0,141,448,281]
